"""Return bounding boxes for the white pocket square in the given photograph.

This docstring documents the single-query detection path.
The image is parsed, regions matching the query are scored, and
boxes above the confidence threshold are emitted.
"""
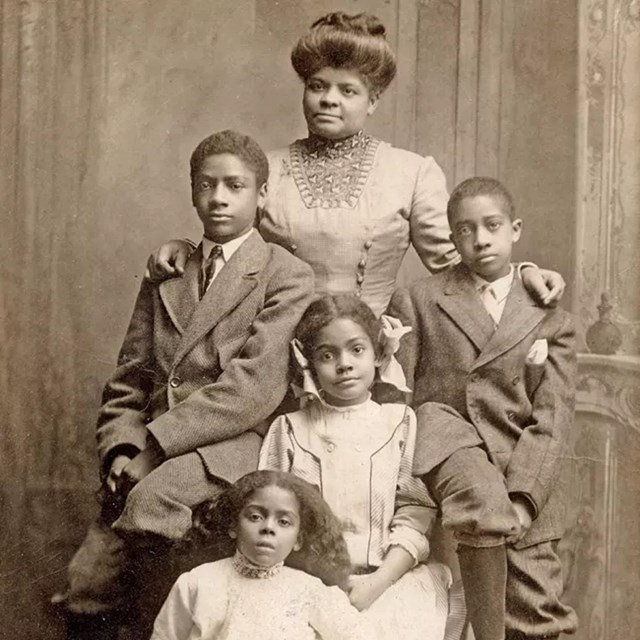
[526,339,548,365]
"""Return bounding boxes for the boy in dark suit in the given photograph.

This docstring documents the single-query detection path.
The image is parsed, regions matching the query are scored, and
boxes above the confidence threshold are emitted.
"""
[54,130,315,638]
[388,177,577,640]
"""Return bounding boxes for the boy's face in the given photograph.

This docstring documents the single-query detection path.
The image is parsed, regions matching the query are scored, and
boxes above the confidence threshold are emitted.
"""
[449,194,522,282]
[192,153,266,244]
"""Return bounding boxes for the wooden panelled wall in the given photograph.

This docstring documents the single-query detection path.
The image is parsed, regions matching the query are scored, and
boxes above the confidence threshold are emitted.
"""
[399,0,578,301]
[0,1,581,638]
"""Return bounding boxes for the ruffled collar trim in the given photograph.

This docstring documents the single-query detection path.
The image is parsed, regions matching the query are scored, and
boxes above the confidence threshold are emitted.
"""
[231,550,283,579]
[304,130,370,157]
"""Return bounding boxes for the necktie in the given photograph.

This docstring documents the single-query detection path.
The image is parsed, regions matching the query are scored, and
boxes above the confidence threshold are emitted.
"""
[200,245,223,299]
[479,283,501,327]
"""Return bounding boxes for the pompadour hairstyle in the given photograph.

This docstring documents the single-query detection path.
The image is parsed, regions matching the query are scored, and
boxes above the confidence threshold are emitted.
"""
[291,12,397,96]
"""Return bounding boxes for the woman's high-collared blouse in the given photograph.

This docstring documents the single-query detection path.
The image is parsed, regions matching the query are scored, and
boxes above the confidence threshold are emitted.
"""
[259,131,458,317]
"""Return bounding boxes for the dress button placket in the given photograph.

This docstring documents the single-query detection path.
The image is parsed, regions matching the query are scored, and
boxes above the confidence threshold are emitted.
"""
[356,240,372,296]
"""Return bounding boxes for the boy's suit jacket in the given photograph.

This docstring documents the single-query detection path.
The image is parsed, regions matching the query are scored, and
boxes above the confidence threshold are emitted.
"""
[388,263,577,547]
[96,231,315,483]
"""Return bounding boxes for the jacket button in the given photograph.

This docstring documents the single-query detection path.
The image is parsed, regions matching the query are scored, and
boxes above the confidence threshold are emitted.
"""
[507,411,516,420]
[169,377,182,388]
[364,240,373,250]
[358,258,366,269]
[512,376,520,385]
[326,443,335,453]
[356,274,364,285]
[290,244,297,253]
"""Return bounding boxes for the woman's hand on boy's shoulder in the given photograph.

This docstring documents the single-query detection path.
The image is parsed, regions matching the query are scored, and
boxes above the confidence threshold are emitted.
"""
[520,265,566,307]
[144,239,194,282]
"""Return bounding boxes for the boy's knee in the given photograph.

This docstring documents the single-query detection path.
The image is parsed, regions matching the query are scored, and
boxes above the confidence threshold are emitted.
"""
[426,448,520,544]
[447,495,520,547]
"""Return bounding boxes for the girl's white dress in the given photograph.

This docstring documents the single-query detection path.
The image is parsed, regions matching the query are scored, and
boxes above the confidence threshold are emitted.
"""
[259,398,452,640]
[151,554,369,640]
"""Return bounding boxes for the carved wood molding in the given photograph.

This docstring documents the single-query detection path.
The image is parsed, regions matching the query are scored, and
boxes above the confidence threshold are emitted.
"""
[577,353,640,435]
[575,0,640,353]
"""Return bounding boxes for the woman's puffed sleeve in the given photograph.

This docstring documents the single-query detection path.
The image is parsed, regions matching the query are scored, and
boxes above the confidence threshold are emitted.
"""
[388,407,438,564]
[409,156,460,274]
[258,415,295,472]
[309,584,374,640]
[151,572,197,640]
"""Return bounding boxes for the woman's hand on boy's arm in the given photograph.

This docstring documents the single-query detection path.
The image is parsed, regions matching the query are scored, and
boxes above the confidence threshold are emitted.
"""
[520,265,566,307]
[144,239,194,281]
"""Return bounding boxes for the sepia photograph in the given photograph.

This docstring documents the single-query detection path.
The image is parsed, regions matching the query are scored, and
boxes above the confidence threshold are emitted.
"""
[1,0,639,639]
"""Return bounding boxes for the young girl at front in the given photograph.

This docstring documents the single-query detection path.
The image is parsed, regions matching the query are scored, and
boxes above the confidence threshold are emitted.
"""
[151,470,370,640]
[259,294,459,640]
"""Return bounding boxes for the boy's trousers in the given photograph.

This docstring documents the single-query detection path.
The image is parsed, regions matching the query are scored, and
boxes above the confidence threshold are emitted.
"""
[424,446,577,638]
[57,451,226,616]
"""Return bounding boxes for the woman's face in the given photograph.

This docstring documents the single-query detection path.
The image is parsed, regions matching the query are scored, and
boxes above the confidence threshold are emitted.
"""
[303,67,379,139]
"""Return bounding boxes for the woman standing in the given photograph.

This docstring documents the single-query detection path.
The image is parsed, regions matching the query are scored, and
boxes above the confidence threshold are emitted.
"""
[149,12,564,315]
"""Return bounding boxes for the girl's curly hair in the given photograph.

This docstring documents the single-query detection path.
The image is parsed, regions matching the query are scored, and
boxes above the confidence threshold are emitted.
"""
[190,470,352,590]
[291,12,396,96]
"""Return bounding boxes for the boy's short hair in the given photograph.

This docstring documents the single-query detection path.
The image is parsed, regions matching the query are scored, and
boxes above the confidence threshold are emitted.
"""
[190,130,269,188]
[447,177,516,224]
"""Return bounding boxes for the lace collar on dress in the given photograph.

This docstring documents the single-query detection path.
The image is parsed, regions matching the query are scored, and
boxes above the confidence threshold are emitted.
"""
[231,550,284,579]
[289,130,380,209]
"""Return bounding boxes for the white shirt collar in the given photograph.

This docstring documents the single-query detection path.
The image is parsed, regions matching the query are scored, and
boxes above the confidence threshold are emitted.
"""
[471,264,515,303]
[202,228,253,263]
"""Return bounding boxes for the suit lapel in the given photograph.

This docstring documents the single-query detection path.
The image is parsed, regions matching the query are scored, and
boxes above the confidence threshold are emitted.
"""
[172,231,268,365]
[436,264,496,352]
[472,274,546,370]
[158,245,201,334]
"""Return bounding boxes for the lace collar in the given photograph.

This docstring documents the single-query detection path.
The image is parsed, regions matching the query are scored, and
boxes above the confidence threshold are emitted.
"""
[289,130,379,209]
[231,550,284,579]
[303,130,371,158]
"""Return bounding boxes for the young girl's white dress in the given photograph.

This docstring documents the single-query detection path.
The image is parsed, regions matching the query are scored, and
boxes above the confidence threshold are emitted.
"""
[151,554,368,640]
[260,398,452,640]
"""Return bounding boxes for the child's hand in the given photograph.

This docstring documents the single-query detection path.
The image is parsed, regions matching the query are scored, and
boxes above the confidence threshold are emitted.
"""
[144,240,193,282]
[506,497,534,544]
[119,445,164,494]
[348,572,389,611]
[107,454,132,494]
